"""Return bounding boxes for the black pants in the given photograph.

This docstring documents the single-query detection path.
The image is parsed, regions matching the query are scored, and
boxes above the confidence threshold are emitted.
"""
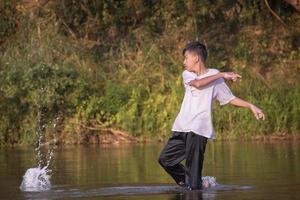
[158,131,208,190]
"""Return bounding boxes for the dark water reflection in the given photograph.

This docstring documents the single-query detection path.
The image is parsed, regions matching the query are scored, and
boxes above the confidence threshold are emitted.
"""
[1,141,300,199]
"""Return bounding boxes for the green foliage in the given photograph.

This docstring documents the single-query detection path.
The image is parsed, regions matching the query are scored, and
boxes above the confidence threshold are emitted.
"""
[99,81,131,115]
[0,0,18,43]
[213,76,300,139]
[0,61,92,144]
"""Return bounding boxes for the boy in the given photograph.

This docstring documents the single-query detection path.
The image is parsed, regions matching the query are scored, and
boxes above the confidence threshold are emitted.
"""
[158,41,265,190]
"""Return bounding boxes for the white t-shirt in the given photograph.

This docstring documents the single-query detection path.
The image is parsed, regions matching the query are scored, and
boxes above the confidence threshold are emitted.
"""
[171,69,236,139]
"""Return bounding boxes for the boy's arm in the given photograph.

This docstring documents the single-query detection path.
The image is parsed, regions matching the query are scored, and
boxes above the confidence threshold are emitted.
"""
[229,97,265,120]
[189,72,241,89]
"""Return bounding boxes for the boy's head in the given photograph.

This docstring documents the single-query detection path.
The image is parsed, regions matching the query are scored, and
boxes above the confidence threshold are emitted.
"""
[182,41,207,72]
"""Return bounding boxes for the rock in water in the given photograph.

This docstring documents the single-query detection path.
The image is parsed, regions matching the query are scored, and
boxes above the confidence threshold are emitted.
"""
[20,167,51,192]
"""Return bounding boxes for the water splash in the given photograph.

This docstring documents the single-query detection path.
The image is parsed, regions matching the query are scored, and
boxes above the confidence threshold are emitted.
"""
[202,176,218,188]
[20,167,51,192]
[20,106,60,192]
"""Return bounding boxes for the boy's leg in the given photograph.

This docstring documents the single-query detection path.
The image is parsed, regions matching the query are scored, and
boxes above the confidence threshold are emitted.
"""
[158,131,187,185]
[185,132,208,190]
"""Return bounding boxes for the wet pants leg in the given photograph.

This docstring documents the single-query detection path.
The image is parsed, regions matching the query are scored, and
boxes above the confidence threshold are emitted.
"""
[158,131,208,189]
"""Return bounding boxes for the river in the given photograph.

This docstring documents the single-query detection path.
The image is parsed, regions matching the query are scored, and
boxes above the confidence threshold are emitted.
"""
[1,141,299,199]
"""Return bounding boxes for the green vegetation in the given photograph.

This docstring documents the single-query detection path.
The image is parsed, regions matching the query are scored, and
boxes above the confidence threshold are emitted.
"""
[0,0,299,145]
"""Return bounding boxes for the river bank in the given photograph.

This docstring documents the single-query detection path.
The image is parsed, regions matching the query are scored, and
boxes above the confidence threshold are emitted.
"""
[1,1,299,146]
[1,130,299,147]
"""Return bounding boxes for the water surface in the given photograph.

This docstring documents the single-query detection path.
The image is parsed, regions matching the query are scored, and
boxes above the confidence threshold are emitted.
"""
[1,141,300,199]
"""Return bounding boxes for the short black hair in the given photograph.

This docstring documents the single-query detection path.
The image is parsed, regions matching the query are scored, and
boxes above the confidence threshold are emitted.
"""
[182,41,207,62]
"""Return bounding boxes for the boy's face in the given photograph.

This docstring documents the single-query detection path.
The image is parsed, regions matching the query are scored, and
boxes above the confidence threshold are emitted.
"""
[183,51,199,72]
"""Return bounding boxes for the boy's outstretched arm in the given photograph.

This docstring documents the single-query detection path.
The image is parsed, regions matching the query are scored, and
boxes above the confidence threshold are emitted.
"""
[189,72,241,89]
[229,97,265,120]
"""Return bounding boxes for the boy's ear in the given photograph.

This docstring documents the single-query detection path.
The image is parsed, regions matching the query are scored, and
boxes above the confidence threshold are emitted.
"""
[192,53,199,63]
[196,55,201,63]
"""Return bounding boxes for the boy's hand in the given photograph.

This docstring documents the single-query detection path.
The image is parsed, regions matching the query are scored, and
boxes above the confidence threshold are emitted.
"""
[223,72,242,82]
[250,104,265,120]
